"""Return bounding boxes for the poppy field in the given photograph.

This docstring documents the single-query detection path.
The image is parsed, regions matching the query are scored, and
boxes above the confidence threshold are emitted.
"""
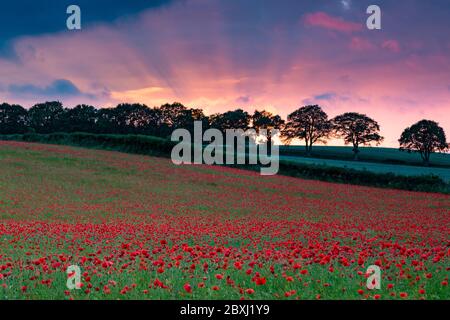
[0,141,448,300]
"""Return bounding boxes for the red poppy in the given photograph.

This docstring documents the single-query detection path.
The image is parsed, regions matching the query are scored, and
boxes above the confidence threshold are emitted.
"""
[184,283,192,293]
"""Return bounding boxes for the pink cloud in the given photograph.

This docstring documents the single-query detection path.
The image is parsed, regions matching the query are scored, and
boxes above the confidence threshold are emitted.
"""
[382,40,401,53]
[349,37,375,51]
[303,12,362,33]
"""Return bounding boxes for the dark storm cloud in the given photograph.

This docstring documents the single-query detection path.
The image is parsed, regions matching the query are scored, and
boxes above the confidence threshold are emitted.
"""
[0,0,175,54]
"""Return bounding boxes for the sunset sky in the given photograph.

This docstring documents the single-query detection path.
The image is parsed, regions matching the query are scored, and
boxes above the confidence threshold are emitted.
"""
[0,0,449,147]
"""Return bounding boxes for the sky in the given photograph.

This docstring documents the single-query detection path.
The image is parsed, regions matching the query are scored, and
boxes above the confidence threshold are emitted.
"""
[0,0,449,147]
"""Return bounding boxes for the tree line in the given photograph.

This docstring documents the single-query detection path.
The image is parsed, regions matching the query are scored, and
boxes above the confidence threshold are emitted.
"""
[0,101,448,165]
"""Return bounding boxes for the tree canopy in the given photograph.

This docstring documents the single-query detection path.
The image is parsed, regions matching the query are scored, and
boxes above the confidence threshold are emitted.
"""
[0,103,28,134]
[209,109,250,132]
[28,101,65,134]
[399,119,448,165]
[252,110,284,145]
[332,112,383,160]
[281,105,331,155]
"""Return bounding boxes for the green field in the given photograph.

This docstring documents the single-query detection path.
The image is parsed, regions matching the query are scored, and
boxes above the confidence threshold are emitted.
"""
[279,145,450,167]
[279,155,450,182]
[277,146,450,183]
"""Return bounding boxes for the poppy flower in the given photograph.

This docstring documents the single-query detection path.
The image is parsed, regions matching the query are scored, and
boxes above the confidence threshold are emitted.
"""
[184,283,192,293]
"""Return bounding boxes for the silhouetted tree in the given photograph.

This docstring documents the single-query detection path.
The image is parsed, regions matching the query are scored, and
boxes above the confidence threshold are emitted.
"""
[96,108,117,134]
[142,107,164,136]
[332,112,383,160]
[154,102,209,136]
[209,109,250,132]
[0,103,29,134]
[174,107,209,134]
[158,102,187,128]
[62,104,98,133]
[252,110,284,146]
[28,101,65,133]
[114,103,160,134]
[399,120,448,166]
[281,105,331,156]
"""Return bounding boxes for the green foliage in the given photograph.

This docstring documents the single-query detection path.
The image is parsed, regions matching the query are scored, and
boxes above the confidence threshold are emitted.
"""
[277,161,449,193]
[1,132,176,158]
[225,161,449,194]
